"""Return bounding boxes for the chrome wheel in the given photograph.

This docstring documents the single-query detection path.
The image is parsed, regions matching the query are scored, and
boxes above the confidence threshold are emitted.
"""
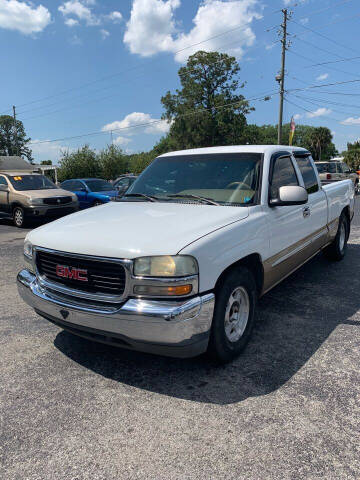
[14,208,24,227]
[224,286,250,343]
[339,221,346,252]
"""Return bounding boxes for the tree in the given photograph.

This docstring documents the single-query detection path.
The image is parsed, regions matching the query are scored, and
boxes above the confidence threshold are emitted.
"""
[98,145,129,180]
[57,145,101,182]
[0,115,33,161]
[242,123,337,159]
[161,51,253,149]
[40,160,52,165]
[343,141,360,170]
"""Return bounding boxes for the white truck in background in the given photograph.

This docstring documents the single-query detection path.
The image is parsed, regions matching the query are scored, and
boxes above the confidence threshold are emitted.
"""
[18,145,354,363]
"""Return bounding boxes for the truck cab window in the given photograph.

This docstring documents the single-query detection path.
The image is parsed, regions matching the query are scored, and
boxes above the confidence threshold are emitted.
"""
[0,176,8,186]
[270,156,298,199]
[295,155,319,194]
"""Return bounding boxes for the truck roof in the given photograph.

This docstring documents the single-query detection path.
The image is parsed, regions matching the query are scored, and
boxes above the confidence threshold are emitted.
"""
[159,145,309,157]
[1,171,41,176]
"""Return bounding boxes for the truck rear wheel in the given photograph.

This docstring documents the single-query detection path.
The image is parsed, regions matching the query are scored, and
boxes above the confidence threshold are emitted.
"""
[208,267,257,364]
[13,207,27,228]
[323,212,349,261]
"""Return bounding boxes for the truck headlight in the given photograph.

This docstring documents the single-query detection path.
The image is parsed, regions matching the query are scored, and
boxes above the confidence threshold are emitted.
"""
[24,240,33,260]
[29,198,43,205]
[133,255,198,277]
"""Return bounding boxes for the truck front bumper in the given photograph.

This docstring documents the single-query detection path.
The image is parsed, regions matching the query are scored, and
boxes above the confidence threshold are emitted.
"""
[17,269,215,358]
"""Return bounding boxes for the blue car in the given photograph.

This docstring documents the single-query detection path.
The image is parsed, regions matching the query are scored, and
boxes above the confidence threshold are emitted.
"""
[61,178,119,209]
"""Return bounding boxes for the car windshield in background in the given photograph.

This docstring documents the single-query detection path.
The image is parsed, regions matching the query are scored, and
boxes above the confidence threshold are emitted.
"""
[85,180,113,192]
[316,163,337,173]
[8,175,57,191]
[127,153,262,205]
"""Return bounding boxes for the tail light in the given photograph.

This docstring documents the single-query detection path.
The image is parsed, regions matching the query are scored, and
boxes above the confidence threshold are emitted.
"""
[326,173,332,180]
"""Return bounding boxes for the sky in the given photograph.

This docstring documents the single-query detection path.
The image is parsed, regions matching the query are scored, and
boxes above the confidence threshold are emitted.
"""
[1,0,360,163]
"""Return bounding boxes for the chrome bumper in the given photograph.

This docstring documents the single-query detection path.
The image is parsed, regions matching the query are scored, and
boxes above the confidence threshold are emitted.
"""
[17,270,215,358]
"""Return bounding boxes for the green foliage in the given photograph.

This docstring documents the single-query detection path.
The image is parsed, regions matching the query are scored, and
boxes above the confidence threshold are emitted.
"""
[98,145,129,179]
[40,160,52,165]
[161,51,252,149]
[343,141,360,170]
[57,145,102,182]
[0,115,33,161]
[242,123,337,160]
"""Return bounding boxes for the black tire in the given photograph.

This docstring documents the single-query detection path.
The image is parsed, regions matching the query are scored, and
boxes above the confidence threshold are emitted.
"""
[207,267,257,364]
[323,212,349,261]
[13,206,27,228]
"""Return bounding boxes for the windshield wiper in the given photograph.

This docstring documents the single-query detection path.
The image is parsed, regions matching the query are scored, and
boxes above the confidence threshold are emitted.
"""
[123,193,158,202]
[167,194,219,206]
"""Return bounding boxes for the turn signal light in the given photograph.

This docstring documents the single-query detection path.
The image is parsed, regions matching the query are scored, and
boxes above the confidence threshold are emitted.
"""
[133,284,192,296]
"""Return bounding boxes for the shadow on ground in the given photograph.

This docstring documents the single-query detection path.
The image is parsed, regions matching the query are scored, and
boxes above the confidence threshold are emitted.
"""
[54,242,360,405]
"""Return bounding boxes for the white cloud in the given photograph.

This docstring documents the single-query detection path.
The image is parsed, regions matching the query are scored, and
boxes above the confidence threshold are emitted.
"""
[59,0,100,26]
[123,0,262,62]
[102,112,170,136]
[293,113,302,120]
[306,107,332,118]
[0,0,51,35]
[107,11,122,23]
[316,73,329,81]
[265,43,275,50]
[341,117,360,125]
[100,28,109,39]
[65,18,79,27]
[69,33,82,44]
[113,136,131,145]
[31,140,74,163]
[299,17,309,25]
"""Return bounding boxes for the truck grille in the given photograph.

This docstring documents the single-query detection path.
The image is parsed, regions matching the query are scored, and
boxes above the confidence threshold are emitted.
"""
[36,250,126,297]
[43,196,73,205]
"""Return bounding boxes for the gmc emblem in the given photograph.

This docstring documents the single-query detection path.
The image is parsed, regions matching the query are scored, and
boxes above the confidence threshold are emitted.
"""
[56,265,88,282]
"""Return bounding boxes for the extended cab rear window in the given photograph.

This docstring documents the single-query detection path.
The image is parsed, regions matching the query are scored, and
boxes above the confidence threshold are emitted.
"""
[295,155,319,194]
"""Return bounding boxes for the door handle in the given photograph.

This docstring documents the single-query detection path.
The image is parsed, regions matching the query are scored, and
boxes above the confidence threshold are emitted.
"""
[303,206,311,218]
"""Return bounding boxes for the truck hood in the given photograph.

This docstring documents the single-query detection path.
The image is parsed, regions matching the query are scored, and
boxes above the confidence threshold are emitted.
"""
[27,201,249,258]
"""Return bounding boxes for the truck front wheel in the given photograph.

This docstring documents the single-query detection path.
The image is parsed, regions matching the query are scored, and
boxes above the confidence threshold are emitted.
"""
[208,267,257,364]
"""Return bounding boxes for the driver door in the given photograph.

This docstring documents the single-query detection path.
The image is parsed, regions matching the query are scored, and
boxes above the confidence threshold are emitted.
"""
[263,152,308,292]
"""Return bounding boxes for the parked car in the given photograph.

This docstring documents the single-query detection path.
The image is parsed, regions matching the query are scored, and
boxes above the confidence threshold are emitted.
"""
[61,178,119,209]
[113,175,137,196]
[18,146,354,363]
[315,159,358,190]
[0,171,78,227]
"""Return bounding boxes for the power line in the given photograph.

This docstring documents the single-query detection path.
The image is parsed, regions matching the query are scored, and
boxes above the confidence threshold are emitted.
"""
[28,91,277,146]
[291,17,360,57]
[284,96,341,121]
[305,55,360,68]
[291,93,357,116]
[1,17,278,115]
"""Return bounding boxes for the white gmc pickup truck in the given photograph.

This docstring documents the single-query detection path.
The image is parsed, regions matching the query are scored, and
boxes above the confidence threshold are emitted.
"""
[18,146,354,363]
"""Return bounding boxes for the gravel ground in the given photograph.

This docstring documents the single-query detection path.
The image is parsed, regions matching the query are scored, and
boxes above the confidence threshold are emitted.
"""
[0,205,360,480]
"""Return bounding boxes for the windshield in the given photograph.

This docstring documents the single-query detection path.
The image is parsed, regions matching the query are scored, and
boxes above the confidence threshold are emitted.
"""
[85,179,113,192]
[127,153,262,205]
[8,175,57,191]
[315,163,337,173]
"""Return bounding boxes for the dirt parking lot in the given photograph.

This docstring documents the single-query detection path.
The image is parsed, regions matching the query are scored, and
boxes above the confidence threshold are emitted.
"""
[1,206,360,479]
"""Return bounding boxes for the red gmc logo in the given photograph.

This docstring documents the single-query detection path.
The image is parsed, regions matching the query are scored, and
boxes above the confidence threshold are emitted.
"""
[56,265,88,282]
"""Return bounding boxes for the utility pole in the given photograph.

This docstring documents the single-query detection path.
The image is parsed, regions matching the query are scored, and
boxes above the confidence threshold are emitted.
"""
[276,9,289,145]
[12,105,19,156]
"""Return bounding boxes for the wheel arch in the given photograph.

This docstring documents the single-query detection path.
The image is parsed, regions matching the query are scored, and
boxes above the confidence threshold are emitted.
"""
[214,253,264,296]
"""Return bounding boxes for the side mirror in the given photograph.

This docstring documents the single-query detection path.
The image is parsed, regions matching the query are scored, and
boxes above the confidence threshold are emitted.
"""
[0,184,9,192]
[79,187,88,193]
[270,186,308,207]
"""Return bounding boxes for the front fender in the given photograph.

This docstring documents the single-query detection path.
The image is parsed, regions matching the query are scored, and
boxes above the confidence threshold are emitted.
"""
[179,210,269,293]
